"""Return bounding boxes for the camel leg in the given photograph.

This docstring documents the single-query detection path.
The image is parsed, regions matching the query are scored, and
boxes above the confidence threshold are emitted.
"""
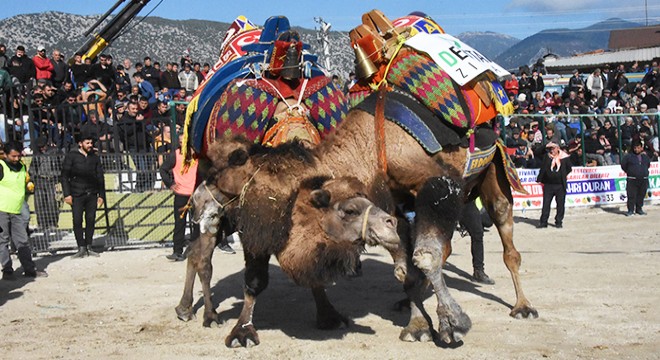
[175,243,198,322]
[312,287,349,329]
[412,176,471,344]
[479,163,538,319]
[198,233,220,327]
[399,263,434,342]
[225,253,270,348]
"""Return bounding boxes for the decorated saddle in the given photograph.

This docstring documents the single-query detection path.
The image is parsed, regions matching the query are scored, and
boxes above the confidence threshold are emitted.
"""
[185,15,348,157]
[347,11,524,193]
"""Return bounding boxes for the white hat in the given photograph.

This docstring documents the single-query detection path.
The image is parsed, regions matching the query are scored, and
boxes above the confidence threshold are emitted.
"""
[37,45,46,51]
[517,93,527,102]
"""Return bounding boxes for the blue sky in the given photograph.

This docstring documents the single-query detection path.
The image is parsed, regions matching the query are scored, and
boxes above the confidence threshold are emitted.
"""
[1,0,658,39]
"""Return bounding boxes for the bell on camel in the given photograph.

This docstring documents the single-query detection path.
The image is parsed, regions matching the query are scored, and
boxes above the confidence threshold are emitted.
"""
[281,44,301,80]
[354,45,377,80]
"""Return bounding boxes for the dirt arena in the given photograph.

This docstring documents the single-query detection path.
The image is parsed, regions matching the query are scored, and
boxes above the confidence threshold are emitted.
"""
[1,205,658,360]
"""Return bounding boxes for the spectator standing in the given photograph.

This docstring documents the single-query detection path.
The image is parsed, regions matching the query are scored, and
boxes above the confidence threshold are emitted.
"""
[159,136,199,261]
[586,68,605,99]
[0,44,9,70]
[141,57,160,92]
[458,200,494,284]
[178,63,198,95]
[620,140,651,216]
[529,71,544,99]
[0,142,48,279]
[568,69,585,94]
[117,102,153,191]
[70,52,91,88]
[159,62,181,98]
[8,45,36,84]
[122,58,135,81]
[193,62,204,84]
[33,45,55,82]
[536,142,572,229]
[50,49,68,88]
[503,74,519,96]
[28,136,61,231]
[61,131,105,258]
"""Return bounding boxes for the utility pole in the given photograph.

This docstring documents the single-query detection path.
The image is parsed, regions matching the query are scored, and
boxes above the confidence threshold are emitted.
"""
[645,0,649,26]
[314,17,332,72]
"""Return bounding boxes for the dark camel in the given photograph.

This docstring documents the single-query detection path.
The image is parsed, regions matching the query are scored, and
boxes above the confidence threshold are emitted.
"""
[174,174,401,337]
[208,102,536,345]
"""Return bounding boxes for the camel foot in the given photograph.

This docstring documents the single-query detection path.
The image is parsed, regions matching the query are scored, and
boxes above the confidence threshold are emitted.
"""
[225,323,260,348]
[437,310,471,344]
[175,305,195,322]
[203,311,222,327]
[510,304,539,319]
[399,317,432,342]
[317,309,349,330]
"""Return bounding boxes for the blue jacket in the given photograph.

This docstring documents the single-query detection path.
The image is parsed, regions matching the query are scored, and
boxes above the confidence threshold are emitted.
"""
[620,152,651,179]
[139,80,156,104]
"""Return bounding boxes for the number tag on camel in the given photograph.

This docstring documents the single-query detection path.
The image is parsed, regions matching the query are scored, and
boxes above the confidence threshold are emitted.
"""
[405,32,509,86]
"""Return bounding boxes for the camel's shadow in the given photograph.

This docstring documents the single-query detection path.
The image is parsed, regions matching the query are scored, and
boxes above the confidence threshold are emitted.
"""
[192,252,512,343]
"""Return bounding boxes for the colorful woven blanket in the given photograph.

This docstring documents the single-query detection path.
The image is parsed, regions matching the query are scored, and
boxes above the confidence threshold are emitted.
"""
[203,77,348,154]
[386,49,471,129]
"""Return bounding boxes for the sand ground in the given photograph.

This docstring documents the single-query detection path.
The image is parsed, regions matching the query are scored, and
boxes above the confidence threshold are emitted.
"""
[1,205,658,360]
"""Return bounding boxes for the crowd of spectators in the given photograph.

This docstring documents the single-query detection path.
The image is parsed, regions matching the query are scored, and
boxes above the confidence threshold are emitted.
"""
[0,43,210,158]
[502,62,660,168]
[1,43,659,167]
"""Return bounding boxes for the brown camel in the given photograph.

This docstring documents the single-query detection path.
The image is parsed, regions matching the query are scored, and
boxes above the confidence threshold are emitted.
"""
[208,100,536,345]
[174,174,401,335]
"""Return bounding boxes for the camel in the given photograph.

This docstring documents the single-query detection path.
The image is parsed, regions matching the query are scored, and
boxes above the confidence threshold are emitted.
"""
[174,173,401,335]
[204,91,537,345]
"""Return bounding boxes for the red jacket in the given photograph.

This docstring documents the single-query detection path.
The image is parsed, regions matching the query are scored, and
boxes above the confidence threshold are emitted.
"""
[504,78,519,95]
[33,55,54,80]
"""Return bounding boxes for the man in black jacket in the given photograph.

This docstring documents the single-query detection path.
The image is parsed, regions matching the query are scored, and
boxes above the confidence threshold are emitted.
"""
[620,140,651,216]
[61,131,106,258]
[536,142,572,228]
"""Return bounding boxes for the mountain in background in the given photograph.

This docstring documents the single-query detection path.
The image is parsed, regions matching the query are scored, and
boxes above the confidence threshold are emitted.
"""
[0,12,648,77]
[494,18,640,71]
[456,31,519,59]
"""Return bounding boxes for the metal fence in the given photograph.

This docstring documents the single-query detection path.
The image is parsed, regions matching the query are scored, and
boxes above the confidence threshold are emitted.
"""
[25,151,194,254]
[501,112,660,167]
[2,82,193,254]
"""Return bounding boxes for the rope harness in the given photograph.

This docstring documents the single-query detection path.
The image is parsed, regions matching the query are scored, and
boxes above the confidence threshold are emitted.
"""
[360,205,373,243]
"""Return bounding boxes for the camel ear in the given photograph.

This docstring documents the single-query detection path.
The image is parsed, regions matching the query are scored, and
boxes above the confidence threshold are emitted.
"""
[309,189,331,208]
[228,149,248,166]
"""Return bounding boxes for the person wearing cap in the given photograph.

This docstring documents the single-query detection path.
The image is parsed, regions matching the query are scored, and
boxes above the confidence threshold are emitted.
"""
[620,140,651,216]
[61,130,106,258]
[536,142,572,228]
[32,45,54,81]
[8,45,35,84]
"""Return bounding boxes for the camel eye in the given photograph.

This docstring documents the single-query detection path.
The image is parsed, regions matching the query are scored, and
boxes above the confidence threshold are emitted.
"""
[343,207,359,216]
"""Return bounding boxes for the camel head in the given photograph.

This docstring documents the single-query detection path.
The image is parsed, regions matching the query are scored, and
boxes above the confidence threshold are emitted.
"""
[308,177,399,248]
[191,181,228,234]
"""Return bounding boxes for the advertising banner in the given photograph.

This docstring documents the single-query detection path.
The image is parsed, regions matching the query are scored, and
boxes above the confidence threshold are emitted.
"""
[513,163,660,210]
